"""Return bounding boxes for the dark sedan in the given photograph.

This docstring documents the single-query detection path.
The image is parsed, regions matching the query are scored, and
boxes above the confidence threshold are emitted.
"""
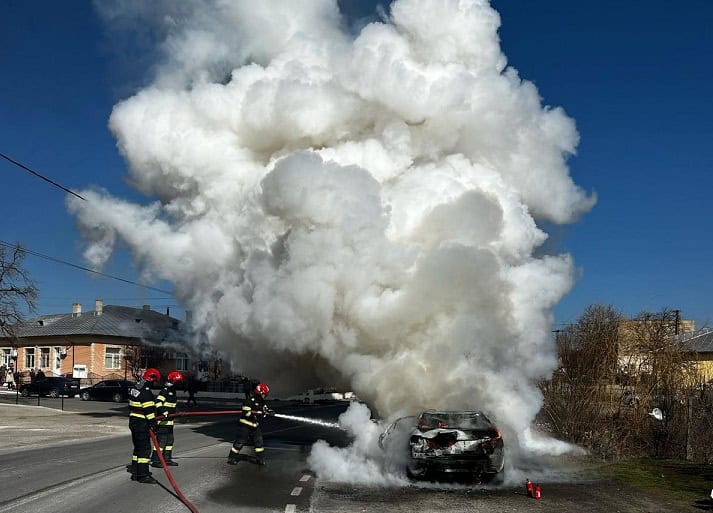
[80,380,135,402]
[379,410,505,483]
[19,377,80,398]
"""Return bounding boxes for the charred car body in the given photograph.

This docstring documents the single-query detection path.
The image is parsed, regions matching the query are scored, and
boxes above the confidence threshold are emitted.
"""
[379,410,504,482]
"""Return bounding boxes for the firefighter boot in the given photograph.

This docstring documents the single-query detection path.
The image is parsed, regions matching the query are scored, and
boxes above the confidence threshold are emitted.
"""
[164,449,178,466]
[227,447,241,465]
[255,454,266,466]
[135,475,158,484]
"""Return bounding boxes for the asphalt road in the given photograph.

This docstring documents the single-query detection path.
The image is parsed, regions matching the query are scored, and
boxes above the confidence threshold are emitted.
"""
[0,395,701,512]
[0,398,351,513]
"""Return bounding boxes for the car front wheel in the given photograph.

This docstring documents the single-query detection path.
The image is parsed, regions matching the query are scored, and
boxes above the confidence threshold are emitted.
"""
[81,391,91,401]
[112,393,124,403]
[48,389,59,398]
[482,469,505,485]
[20,388,30,397]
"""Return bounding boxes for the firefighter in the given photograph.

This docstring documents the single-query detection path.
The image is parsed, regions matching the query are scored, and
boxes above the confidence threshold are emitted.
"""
[128,368,160,484]
[151,370,183,467]
[227,382,274,466]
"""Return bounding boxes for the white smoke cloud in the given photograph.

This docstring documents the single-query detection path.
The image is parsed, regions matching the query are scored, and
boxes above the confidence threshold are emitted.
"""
[309,402,409,486]
[74,0,595,478]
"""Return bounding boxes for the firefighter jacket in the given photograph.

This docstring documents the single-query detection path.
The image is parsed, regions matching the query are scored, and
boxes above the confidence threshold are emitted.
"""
[128,380,157,422]
[155,384,177,427]
[240,392,268,429]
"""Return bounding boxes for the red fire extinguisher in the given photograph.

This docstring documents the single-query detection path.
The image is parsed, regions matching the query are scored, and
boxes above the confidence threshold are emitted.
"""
[526,479,533,497]
[534,484,542,500]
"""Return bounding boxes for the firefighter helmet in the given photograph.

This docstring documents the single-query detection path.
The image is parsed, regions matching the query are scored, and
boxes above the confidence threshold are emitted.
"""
[142,368,161,382]
[167,371,184,384]
[255,382,270,396]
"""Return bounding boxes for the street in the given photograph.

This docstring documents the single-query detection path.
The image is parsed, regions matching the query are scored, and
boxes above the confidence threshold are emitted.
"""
[0,399,349,513]
[0,396,700,512]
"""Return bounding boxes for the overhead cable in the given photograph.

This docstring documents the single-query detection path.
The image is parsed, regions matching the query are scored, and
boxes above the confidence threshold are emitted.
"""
[0,151,87,201]
[0,240,173,295]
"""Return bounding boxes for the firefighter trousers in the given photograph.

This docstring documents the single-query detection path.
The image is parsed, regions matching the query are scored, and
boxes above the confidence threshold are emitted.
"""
[229,423,264,460]
[151,425,175,462]
[129,417,152,477]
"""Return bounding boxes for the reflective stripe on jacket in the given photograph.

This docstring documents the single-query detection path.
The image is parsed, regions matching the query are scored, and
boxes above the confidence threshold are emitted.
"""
[239,393,266,428]
[128,382,156,420]
[156,385,177,426]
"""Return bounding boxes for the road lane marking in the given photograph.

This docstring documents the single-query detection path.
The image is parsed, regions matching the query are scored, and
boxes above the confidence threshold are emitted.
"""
[290,487,302,496]
[285,505,296,513]
[299,474,311,482]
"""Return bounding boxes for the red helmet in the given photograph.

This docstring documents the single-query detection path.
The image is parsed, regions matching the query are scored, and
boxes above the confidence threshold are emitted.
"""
[255,382,270,396]
[142,368,161,382]
[167,371,184,384]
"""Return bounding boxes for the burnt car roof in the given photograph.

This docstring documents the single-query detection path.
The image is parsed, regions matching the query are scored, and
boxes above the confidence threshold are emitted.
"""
[417,410,496,430]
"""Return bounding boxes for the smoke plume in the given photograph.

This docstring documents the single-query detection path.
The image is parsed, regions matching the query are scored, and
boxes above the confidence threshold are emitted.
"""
[73,0,594,476]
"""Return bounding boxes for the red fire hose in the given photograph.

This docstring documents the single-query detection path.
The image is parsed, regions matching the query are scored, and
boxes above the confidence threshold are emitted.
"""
[149,428,200,513]
[169,410,244,418]
[147,410,246,513]
[147,409,275,512]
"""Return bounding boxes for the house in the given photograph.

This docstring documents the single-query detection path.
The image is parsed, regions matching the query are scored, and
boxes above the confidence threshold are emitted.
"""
[677,327,713,380]
[0,300,192,385]
[617,316,696,377]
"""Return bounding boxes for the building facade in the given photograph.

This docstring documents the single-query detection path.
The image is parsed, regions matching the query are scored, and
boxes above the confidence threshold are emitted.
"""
[0,300,191,385]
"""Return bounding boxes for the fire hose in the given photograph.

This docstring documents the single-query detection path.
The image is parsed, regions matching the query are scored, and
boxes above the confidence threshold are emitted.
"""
[149,428,200,513]
[146,409,253,513]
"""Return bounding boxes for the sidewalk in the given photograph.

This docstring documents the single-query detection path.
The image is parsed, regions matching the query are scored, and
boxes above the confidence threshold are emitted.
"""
[0,403,129,454]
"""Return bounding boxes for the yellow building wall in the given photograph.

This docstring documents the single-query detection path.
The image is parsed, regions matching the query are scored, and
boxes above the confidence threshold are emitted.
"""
[695,355,713,382]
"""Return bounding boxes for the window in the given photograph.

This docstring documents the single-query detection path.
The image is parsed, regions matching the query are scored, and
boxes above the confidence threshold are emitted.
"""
[175,352,189,372]
[105,347,122,369]
[1,348,10,367]
[40,347,50,368]
[54,347,63,370]
[25,348,35,368]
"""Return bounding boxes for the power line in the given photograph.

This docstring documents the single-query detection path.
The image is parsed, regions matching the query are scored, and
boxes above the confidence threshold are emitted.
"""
[0,151,87,201]
[0,240,173,295]
[39,296,175,301]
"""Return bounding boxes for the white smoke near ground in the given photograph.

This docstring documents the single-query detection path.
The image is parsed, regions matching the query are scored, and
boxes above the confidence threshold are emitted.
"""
[75,0,594,482]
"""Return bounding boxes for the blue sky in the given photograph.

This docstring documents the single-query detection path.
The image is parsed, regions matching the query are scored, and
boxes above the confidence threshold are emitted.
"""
[1,1,711,328]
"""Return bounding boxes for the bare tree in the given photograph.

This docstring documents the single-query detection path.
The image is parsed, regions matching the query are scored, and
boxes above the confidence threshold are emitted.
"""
[539,304,624,453]
[0,243,38,338]
[541,305,708,461]
[625,309,702,458]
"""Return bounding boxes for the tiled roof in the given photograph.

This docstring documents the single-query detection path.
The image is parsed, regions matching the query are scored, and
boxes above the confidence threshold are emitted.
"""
[2,305,182,344]
[678,328,713,353]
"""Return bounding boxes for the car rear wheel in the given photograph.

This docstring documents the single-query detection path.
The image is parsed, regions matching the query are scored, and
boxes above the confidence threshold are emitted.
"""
[48,389,59,398]
[81,391,91,401]
[406,465,427,480]
[20,388,30,397]
[112,393,124,403]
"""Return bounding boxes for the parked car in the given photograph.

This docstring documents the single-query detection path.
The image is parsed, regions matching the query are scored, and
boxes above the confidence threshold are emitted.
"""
[80,380,135,402]
[19,377,80,398]
[378,410,505,483]
[285,388,355,403]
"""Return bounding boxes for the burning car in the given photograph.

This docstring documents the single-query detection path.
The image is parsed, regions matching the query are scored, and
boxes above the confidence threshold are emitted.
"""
[379,410,505,482]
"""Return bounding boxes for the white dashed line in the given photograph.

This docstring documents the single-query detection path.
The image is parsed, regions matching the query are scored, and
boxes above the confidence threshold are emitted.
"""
[285,505,296,513]
[299,474,311,482]
[290,487,303,496]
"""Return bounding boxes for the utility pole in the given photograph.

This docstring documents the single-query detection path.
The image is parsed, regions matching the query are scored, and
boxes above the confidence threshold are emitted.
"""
[674,309,680,335]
